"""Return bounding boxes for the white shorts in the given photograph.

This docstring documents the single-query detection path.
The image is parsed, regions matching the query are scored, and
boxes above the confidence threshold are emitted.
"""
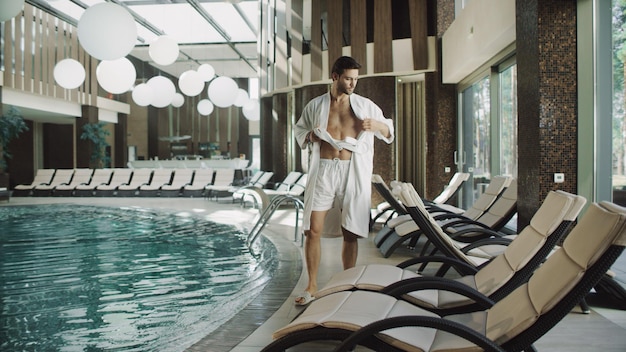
[311,158,351,211]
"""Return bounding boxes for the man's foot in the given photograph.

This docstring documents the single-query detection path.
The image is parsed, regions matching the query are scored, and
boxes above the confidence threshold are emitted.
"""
[294,291,315,306]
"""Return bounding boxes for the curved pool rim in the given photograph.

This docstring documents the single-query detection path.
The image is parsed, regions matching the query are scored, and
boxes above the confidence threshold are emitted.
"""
[186,211,303,351]
[0,199,303,352]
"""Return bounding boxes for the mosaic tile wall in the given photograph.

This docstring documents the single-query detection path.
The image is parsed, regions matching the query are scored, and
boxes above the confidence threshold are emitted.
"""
[516,0,578,228]
[424,0,458,201]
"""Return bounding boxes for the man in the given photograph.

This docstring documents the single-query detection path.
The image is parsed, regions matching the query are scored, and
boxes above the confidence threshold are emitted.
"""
[294,56,395,305]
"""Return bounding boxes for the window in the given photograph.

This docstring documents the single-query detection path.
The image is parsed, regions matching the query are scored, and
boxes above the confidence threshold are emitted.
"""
[458,59,517,208]
[613,0,626,205]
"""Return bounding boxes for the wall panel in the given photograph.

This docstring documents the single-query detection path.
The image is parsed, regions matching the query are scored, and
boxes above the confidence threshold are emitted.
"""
[373,0,393,73]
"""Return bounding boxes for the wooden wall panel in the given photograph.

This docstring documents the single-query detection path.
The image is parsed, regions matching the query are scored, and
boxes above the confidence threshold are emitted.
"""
[409,0,429,70]
[46,13,55,96]
[33,8,42,94]
[15,9,23,90]
[23,5,33,93]
[327,0,343,73]
[374,0,393,73]
[290,0,303,86]
[54,19,62,98]
[310,0,323,81]
[349,0,367,69]
[69,25,79,102]
[4,20,13,87]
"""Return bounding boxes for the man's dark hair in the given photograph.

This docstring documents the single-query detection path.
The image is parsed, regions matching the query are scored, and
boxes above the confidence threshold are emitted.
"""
[331,56,362,76]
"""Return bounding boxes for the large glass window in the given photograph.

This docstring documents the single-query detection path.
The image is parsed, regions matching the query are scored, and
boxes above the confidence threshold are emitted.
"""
[459,75,491,206]
[613,0,626,205]
[458,60,517,208]
[499,64,518,177]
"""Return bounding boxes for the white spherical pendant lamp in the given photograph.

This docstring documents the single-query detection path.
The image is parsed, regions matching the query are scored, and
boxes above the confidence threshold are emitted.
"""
[242,99,260,121]
[233,89,249,107]
[54,59,86,89]
[197,99,214,116]
[147,76,176,108]
[132,83,153,107]
[208,76,238,108]
[149,36,179,66]
[178,70,205,97]
[96,58,137,94]
[77,3,137,60]
[171,93,185,108]
[197,64,215,82]
[0,0,24,22]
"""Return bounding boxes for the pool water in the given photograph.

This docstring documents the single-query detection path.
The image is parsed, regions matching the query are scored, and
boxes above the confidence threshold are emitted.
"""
[0,204,278,351]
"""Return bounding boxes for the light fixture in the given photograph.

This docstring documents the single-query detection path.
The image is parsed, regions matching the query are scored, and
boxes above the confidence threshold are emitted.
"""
[96,58,137,94]
[208,76,238,108]
[171,93,185,108]
[132,83,153,107]
[149,36,179,66]
[0,0,24,22]
[147,76,176,108]
[233,89,249,107]
[197,64,216,82]
[77,3,137,61]
[54,59,85,89]
[197,99,214,116]
[242,99,260,121]
[178,70,205,97]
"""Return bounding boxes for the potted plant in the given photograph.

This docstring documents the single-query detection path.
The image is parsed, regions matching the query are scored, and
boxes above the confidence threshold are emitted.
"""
[0,106,29,189]
[80,122,111,168]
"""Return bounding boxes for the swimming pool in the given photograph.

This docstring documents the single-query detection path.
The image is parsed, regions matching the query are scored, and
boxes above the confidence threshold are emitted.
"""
[0,204,278,351]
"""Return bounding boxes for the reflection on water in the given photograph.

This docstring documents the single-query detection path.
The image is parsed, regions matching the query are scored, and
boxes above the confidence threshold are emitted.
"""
[0,205,277,351]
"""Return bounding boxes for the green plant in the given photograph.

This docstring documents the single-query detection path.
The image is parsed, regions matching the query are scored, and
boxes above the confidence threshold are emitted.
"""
[0,106,29,172]
[80,122,111,168]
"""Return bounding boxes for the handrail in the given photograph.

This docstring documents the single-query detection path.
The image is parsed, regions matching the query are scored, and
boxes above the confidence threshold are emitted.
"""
[246,194,305,248]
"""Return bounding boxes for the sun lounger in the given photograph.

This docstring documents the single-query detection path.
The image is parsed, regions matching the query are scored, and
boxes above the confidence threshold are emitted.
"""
[182,168,214,197]
[54,169,94,196]
[33,169,75,196]
[376,176,513,257]
[263,200,626,352]
[160,169,195,197]
[13,169,55,196]
[371,172,470,229]
[205,168,236,200]
[139,168,173,196]
[75,169,114,196]
[314,187,585,316]
[116,168,153,196]
[95,168,133,196]
[232,171,275,205]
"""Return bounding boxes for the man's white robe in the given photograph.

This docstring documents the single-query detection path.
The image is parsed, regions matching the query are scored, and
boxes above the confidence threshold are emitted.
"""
[295,92,395,238]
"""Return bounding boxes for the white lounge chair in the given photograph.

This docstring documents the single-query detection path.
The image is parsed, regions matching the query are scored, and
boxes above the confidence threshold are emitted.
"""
[231,171,275,205]
[75,169,114,196]
[182,168,214,197]
[95,168,133,196]
[205,168,236,201]
[33,169,75,196]
[117,168,153,196]
[54,169,94,196]
[13,169,55,196]
[139,168,173,196]
[161,169,195,196]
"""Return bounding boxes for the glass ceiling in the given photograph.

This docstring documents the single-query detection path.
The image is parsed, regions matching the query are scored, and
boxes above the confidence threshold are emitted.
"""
[27,0,260,78]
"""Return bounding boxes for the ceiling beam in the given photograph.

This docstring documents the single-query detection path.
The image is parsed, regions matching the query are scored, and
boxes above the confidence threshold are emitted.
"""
[186,0,257,72]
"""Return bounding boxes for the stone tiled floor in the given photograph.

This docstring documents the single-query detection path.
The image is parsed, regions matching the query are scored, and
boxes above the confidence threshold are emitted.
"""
[3,196,626,351]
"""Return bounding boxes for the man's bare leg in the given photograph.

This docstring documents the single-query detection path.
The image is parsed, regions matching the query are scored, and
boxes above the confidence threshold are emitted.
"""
[341,229,359,270]
[295,210,327,304]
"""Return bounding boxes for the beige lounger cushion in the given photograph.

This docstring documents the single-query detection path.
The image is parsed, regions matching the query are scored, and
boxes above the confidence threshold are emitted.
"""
[273,202,626,351]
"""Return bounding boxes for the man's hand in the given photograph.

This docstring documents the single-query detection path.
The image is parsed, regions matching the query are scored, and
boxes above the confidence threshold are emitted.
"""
[307,130,320,143]
[362,118,391,138]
